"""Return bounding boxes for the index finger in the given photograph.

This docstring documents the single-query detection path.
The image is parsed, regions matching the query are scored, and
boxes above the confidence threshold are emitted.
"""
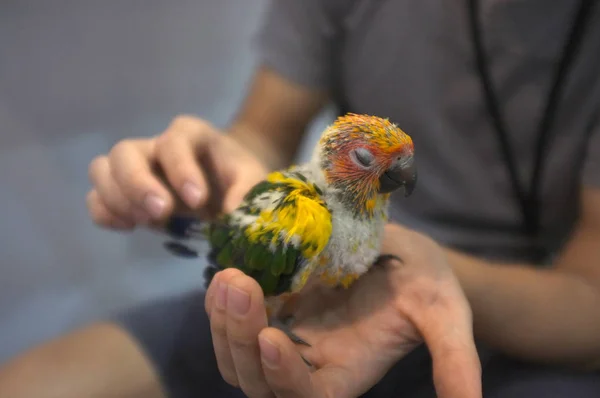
[108,138,176,221]
[154,115,213,210]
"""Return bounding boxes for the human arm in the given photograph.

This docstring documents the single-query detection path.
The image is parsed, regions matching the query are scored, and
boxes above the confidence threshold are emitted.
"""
[17,29,330,398]
[226,66,329,171]
[444,185,600,369]
[86,64,328,228]
[88,0,336,227]
[0,323,166,398]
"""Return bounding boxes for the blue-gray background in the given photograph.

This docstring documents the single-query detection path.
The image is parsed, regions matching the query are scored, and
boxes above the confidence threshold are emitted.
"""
[0,0,331,363]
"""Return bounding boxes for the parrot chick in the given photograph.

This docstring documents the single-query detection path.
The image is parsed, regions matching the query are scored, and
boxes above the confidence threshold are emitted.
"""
[164,113,416,364]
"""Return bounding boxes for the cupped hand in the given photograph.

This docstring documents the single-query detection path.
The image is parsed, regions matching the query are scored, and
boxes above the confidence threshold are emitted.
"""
[86,115,267,229]
[205,223,482,398]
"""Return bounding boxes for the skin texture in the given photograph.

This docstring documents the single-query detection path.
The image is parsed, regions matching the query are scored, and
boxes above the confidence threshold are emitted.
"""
[0,323,165,398]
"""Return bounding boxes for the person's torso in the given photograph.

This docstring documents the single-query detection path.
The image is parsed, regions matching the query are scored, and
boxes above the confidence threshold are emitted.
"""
[332,0,600,262]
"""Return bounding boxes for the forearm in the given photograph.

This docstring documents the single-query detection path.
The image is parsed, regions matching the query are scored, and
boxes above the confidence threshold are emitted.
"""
[0,323,165,398]
[224,65,329,171]
[227,121,294,171]
[448,249,600,369]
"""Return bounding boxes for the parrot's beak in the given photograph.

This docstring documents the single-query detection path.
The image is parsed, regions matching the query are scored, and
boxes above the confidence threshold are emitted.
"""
[378,158,417,196]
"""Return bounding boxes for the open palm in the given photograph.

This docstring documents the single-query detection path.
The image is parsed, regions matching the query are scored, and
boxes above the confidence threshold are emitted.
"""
[279,261,425,396]
[205,224,482,398]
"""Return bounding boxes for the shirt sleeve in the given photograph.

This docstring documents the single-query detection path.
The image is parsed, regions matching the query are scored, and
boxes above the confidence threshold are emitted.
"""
[253,0,346,90]
[582,117,600,187]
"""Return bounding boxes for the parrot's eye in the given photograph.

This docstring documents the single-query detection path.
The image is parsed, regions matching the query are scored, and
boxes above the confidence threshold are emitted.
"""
[351,148,375,168]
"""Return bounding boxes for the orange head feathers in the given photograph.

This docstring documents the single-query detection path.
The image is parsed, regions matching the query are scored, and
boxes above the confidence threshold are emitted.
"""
[317,113,416,212]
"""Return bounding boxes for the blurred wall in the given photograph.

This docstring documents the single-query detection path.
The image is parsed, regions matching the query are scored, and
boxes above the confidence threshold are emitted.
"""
[0,0,329,363]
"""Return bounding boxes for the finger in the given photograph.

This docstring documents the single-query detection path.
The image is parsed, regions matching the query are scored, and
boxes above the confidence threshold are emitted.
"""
[154,115,212,210]
[108,138,175,221]
[224,181,254,214]
[259,328,353,398]
[88,155,138,223]
[86,190,135,230]
[209,268,246,388]
[420,303,482,398]
[258,327,314,398]
[205,271,227,318]
[225,273,272,398]
[204,266,233,318]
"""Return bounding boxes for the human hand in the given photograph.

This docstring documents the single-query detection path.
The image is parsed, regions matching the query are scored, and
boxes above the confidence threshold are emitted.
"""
[204,223,482,398]
[86,115,267,229]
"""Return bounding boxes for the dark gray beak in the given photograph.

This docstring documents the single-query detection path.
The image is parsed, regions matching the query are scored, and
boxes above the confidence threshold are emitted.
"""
[378,158,417,196]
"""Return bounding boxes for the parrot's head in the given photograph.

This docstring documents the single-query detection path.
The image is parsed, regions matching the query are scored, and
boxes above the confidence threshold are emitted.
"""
[316,113,416,206]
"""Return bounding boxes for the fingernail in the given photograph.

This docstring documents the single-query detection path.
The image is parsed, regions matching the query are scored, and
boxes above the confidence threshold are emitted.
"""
[182,181,202,208]
[144,194,166,219]
[259,336,280,368]
[216,282,227,310]
[228,286,250,316]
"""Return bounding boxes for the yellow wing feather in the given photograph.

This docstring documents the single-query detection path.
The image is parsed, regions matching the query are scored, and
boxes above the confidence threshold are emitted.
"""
[245,170,332,259]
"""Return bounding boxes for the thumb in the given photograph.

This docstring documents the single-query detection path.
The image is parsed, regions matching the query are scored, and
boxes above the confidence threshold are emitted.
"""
[258,328,317,398]
[223,185,248,214]
[259,328,355,398]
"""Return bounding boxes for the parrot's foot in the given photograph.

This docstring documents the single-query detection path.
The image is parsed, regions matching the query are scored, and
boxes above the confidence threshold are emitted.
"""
[268,316,313,367]
[268,316,310,346]
[375,253,403,266]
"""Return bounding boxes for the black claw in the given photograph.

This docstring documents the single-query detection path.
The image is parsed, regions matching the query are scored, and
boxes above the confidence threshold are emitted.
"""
[289,333,311,347]
[300,355,313,368]
[268,316,313,368]
[375,254,403,266]
[268,317,311,347]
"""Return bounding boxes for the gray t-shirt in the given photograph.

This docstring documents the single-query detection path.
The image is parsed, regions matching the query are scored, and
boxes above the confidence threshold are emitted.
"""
[255,0,600,263]
[115,2,600,396]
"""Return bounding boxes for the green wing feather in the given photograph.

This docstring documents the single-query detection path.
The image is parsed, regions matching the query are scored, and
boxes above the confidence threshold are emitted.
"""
[205,169,332,297]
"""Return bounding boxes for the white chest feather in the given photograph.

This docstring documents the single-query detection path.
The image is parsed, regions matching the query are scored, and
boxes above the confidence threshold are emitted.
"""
[294,159,390,280]
[320,196,389,277]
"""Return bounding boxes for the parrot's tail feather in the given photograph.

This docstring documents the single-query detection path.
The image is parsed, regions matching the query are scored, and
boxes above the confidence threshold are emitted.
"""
[164,241,200,258]
[207,245,219,266]
[202,245,224,289]
[161,215,238,290]
[203,264,219,289]
[164,215,208,240]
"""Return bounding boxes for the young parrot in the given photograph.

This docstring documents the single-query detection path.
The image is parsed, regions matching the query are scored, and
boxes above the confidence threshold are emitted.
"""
[163,113,416,362]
